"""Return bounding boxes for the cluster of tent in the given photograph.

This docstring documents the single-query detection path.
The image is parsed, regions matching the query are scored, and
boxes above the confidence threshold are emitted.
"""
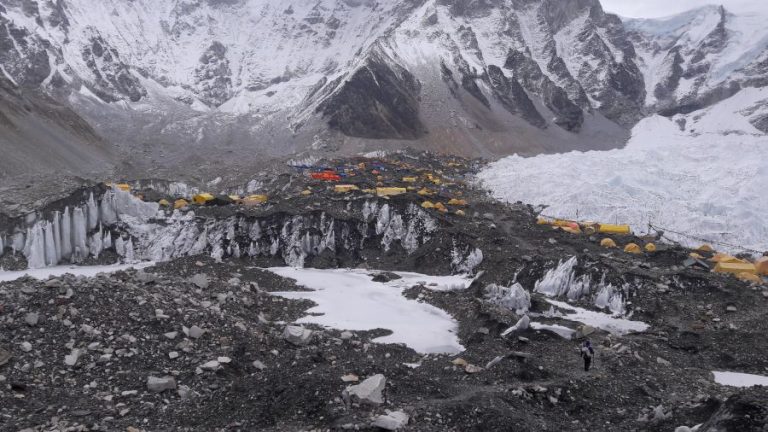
[108,183,269,211]
[537,217,632,236]
[538,215,767,283]
[690,245,768,283]
[308,159,470,217]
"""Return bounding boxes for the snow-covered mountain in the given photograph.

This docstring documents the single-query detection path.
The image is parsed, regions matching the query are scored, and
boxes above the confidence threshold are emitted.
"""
[625,5,768,131]
[0,0,766,177]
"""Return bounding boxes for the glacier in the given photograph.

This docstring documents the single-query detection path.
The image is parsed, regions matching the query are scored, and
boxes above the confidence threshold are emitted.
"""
[479,87,768,253]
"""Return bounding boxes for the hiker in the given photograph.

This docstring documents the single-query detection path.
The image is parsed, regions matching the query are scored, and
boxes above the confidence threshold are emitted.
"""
[580,340,594,371]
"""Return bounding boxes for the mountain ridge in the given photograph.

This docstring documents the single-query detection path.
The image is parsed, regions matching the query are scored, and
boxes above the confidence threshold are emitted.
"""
[0,0,765,179]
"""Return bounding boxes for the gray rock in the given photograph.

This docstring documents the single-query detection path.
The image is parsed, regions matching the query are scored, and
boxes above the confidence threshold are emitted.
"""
[136,270,157,284]
[340,331,354,340]
[283,325,313,346]
[184,325,205,339]
[177,385,191,400]
[371,410,409,430]
[726,305,737,312]
[24,313,39,326]
[656,357,671,366]
[64,349,81,366]
[344,374,386,405]
[501,315,530,337]
[200,360,220,370]
[20,342,32,353]
[44,278,62,288]
[147,376,177,393]
[465,364,483,374]
[190,274,209,289]
[252,360,266,370]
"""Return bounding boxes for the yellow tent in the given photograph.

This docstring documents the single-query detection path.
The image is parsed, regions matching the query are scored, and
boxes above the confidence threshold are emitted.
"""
[376,187,407,197]
[434,202,448,213]
[737,272,762,283]
[402,177,418,183]
[174,199,189,209]
[334,185,359,193]
[600,238,617,248]
[417,188,434,196]
[644,243,657,252]
[448,198,467,206]
[421,201,436,209]
[301,190,312,196]
[711,253,747,264]
[158,199,170,207]
[193,193,214,205]
[714,262,757,275]
[624,243,642,254]
[697,244,714,253]
[242,194,268,206]
[599,224,631,235]
[561,226,581,234]
[756,257,768,276]
[228,195,242,202]
[455,210,466,217]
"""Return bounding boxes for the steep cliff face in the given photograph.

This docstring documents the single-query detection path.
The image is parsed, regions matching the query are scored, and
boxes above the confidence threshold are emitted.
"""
[0,0,764,177]
[626,5,768,119]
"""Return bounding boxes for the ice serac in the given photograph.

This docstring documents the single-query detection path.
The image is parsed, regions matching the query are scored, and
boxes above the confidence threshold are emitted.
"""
[15,188,158,269]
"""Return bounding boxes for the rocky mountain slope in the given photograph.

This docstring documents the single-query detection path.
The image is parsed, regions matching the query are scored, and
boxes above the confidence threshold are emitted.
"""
[0,0,766,178]
[0,74,112,178]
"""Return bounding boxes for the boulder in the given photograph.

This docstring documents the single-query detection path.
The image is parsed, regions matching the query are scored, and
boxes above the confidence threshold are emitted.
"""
[344,374,386,405]
[283,325,313,346]
[64,349,81,366]
[24,313,39,326]
[147,376,177,393]
[371,410,409,430]
[501,315,530,337]
[190,274,209,289]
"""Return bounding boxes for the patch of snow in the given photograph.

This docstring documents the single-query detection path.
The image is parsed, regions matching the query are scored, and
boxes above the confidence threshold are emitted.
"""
[712,371,768,387]
[546,299,649,336]
[385,271,475,292]
[0,262,155,283]
[267,267,464,354]
[530,322,576,339]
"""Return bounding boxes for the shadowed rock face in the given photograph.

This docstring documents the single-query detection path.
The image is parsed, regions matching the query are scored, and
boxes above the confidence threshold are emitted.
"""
[699,389,768,432]
[320,50,427,140]
[487,65,546,129]
[504,50,584,132]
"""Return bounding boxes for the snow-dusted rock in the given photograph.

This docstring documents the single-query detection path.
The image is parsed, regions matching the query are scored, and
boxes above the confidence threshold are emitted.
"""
[371,410,409,430]
[344,374,386,405]
[283,326,313,346]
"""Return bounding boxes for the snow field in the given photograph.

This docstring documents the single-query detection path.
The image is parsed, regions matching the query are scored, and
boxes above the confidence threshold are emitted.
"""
[267,268,469,354]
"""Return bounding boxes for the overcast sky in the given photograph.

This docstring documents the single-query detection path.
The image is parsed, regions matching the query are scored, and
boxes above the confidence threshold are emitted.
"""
[601,0,768,18]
